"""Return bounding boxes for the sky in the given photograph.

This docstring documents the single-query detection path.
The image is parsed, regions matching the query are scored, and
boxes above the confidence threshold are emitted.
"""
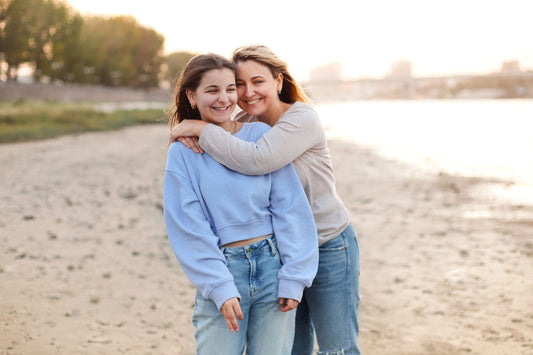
[67,0,533,81]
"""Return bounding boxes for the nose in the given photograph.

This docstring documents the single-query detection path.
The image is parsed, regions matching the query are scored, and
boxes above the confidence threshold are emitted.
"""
[243,84,254,98]
[218,91,229,102]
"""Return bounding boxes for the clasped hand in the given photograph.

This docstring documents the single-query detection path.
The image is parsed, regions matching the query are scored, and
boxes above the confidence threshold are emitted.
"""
[171,120,204,154]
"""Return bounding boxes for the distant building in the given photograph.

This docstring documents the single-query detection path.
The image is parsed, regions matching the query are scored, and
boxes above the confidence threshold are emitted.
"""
[387,60,412,78]
[309,62,342,82]
[501,60,521,73]
[305,62,348,101]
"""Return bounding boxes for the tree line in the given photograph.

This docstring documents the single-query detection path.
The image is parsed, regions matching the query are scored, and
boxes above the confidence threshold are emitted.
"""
[0,0,195,88]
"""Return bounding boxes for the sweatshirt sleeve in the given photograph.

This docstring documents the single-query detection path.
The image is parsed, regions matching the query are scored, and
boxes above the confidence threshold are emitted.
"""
[163,149,240,310]
[268,163,318,302]
[198,104,321,175]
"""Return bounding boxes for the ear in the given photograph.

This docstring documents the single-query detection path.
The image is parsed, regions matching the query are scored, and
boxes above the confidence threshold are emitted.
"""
[186,89,196,107]
[277,73,283,92]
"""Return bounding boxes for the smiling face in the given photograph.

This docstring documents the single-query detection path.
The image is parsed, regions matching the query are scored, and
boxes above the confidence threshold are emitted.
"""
[187,68,237,127]
[235,60,283,119]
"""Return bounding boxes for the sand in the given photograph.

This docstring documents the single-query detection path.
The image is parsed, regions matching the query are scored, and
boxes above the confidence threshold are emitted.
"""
[1,124,532,354]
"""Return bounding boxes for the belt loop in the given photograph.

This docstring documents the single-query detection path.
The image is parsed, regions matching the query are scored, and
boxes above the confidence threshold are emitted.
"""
[266,235,277,255]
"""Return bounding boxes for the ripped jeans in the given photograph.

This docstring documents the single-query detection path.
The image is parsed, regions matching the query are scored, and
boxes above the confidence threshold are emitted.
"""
[292,224,361,355]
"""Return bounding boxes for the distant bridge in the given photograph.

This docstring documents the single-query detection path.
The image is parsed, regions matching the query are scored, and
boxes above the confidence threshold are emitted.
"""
[302,72,533,100]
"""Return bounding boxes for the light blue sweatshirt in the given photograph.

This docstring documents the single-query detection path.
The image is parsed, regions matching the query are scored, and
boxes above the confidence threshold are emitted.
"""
[164,122,318,310]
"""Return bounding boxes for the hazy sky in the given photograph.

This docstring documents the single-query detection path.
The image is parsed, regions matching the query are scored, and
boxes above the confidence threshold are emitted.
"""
[67,0,533,80]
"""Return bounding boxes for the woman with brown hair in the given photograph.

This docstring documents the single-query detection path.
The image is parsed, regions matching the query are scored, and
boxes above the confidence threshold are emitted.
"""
[164,52,318,354]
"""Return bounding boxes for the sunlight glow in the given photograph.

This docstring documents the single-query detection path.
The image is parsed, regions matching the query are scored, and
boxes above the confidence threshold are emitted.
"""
[67,0,533,81]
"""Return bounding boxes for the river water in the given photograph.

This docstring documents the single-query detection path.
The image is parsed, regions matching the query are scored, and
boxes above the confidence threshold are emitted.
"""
[315,99,533,205]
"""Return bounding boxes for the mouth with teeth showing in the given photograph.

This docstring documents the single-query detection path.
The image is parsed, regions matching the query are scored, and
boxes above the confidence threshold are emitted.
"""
[244,98,261,105]
[212,105,232,112]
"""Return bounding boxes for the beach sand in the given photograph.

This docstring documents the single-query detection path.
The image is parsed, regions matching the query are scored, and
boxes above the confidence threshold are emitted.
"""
[1,124,532,354]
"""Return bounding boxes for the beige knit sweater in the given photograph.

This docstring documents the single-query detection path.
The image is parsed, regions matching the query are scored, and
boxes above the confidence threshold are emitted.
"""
[198,102,351,246]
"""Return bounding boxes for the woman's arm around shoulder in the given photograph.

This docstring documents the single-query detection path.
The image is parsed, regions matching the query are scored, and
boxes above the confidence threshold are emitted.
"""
[199,103,323,175]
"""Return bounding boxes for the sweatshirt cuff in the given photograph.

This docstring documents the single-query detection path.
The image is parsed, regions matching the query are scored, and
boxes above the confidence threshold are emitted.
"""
[209,280,241,311]
[277,278,307,303]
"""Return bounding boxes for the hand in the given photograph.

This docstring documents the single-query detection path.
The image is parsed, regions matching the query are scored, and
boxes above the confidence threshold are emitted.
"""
[220,297,243,332]
[177,137,203,154]
[171,119,208,141]
[279,298,299,312]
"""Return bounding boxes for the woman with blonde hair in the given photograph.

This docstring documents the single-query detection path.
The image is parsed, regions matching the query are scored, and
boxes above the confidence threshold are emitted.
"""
[172,45,361,355]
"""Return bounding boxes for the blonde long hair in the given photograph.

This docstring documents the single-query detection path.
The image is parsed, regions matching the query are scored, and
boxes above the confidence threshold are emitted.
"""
[232,45,312,105]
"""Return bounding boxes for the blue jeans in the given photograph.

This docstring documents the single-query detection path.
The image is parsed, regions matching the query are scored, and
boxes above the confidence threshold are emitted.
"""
[292,224,360,355]
[193,235,296,355]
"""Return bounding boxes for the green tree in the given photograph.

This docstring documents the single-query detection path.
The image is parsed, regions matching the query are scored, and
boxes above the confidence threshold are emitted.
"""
[2,0,81,81]
[66,15,164,87]
[61,15,107,84]
[0,0,10,79]
[131,26,165,87]
[41,1,82,82]
[2,1,165,87]
[165,51,196,85]
[3,0,34,79]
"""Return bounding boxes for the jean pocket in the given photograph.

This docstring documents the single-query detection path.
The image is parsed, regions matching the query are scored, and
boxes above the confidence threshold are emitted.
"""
[319,235,346,252]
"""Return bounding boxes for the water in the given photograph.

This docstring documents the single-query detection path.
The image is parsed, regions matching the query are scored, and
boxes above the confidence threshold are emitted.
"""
[315,99,533,205]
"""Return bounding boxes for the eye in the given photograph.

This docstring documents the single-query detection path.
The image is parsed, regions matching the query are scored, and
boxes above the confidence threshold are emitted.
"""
[235,82,244,87]
[227,87,236,92]
[253,80,264,85]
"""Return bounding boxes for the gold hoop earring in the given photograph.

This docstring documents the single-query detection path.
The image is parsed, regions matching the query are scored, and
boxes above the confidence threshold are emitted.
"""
[191,104,196,110]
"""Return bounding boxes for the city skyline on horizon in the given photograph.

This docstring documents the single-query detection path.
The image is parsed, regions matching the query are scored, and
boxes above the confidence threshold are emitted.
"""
[307,58,531,82]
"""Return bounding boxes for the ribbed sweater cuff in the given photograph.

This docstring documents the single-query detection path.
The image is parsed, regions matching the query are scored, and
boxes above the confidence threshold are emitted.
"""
[277,278,307,303]
[210,280,240,311]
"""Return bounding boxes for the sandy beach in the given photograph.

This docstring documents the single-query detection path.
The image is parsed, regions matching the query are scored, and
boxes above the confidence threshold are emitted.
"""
[1,123,532,354]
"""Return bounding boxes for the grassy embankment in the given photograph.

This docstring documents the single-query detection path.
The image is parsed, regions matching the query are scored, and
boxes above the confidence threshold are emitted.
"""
[0,100,169,143]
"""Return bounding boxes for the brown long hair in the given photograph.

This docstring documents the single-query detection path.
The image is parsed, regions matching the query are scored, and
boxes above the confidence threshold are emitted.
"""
[170,53,236,130]
[232,44,312,105]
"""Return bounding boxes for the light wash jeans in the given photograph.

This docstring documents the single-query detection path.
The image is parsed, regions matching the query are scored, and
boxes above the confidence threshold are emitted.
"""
[292,224,361,355]
[193,235,296,355]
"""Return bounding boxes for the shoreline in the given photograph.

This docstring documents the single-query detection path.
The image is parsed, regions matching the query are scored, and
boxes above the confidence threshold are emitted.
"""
[1,124,532,354]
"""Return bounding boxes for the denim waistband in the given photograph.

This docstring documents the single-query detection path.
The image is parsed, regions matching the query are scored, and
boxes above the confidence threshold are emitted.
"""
[221,234,277,257]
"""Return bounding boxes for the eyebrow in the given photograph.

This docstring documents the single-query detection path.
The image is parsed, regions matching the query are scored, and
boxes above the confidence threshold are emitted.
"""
[236,75,264,81]
[203,83,236,90]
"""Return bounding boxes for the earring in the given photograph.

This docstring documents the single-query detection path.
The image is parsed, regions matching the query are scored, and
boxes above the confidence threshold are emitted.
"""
[191,104,196,110]
[278,88,282,95]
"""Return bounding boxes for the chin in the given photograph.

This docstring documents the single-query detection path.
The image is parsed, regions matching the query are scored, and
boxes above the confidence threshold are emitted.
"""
[243,106,264,116]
